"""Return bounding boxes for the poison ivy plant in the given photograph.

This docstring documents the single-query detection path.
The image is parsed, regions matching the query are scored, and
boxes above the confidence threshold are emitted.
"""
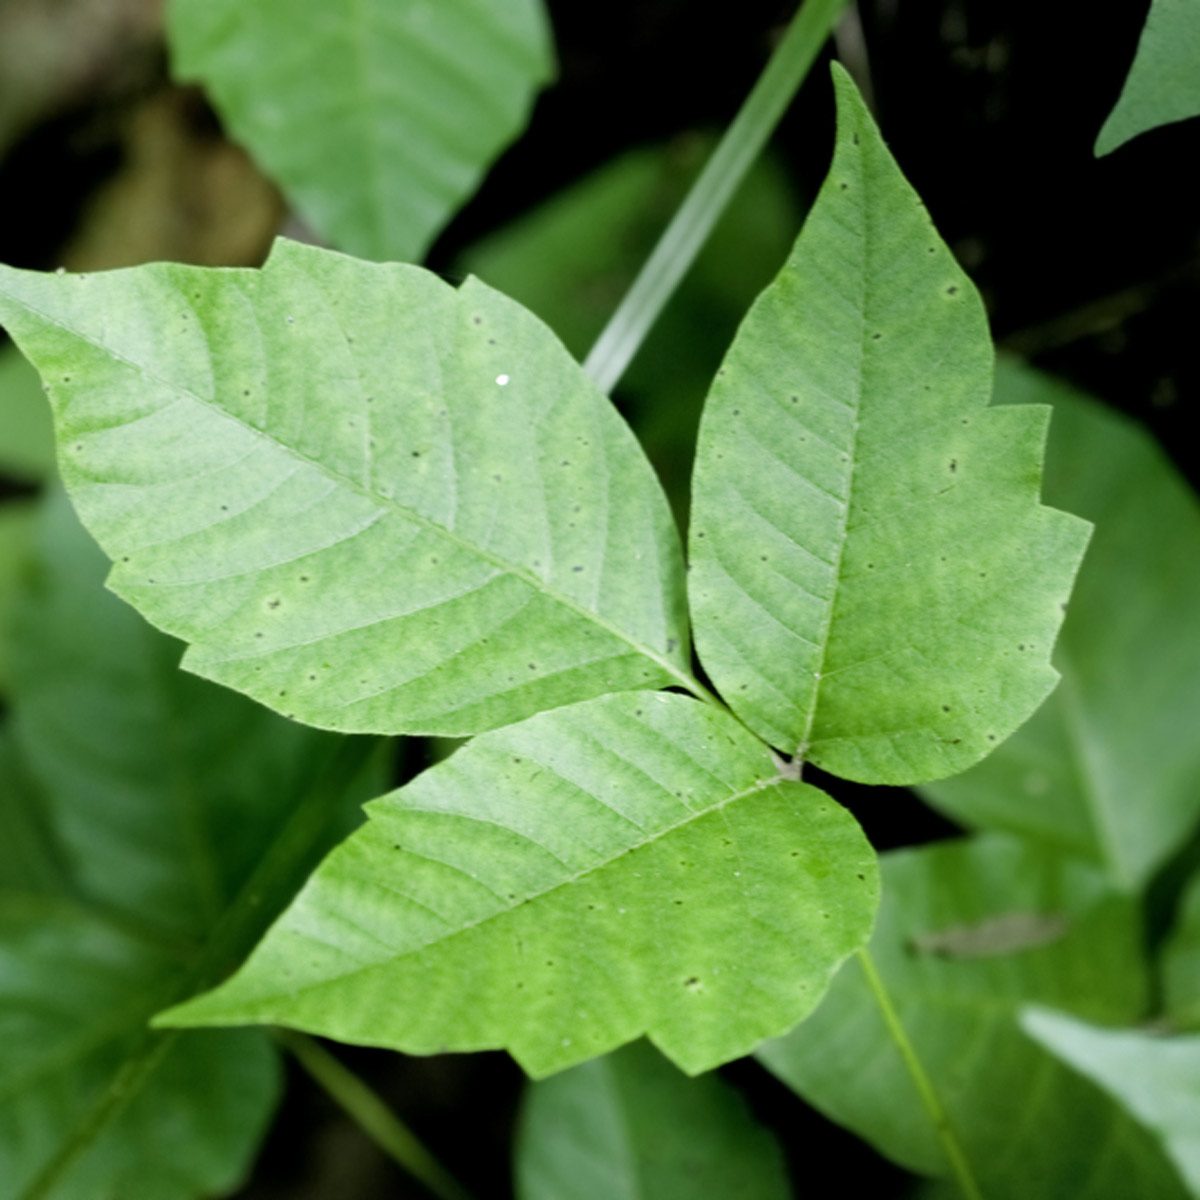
[0,494,384,1198]
[922,362,1200,890]
[1022,1008,1200,1196]
[758,835,1189,1198]
[516,1040,791,1199]
[0,67,1087,1083]
[167,0,555,262]
[1096,0,1200,155]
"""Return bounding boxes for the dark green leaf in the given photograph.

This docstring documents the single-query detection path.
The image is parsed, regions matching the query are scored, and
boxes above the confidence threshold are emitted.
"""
[923,361,1200,889]
[758,835,1185,1198]
[516,1041,790,1200]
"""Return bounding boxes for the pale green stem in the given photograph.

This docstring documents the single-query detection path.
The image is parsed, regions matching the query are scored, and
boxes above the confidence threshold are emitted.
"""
[855,949,986,1200]
[278,1031,474,1200]
[582,0,850,393]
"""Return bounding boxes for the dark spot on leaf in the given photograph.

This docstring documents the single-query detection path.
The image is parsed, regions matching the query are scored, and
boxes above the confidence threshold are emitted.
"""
[472,315,482,325]
[412,450,421,457]
[666,637,678,652]
[942,705,951,712]
[871,332,882,341]
[267,599,280,609]
[528,662,537,671]
[299,574,310,583]
[949,459,957,473]
[946,285,959,296]
[571,565,583,572]
[684,976,700,988]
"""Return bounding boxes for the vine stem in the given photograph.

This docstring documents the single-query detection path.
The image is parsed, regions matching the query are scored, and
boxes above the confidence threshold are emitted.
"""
[855,949,986,1200]
[277,1031,474,1200]
[582,0,850,394]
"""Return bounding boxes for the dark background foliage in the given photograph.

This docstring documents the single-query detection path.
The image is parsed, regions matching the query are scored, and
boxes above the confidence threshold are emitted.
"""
[1,1,1193,1194]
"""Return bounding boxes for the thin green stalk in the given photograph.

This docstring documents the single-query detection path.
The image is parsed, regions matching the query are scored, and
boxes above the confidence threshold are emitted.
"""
[855,949,985,1200]
[278,1031,473,1200]
[582,0,849,393]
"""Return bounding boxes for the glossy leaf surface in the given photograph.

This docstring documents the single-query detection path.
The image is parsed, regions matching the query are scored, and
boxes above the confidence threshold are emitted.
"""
[758,835,1185,1197]
[923,361,1200,889]
[0,241,689,737]
[1023,1008,1200,1195]
[1096,0,1200,154]
[516,1040,790,1200]
[163,692,879,1077]
[168,0,554,261]
[689,66,1089,783]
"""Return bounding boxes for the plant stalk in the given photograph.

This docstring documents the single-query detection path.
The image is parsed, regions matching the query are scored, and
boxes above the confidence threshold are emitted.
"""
[582,0,850,393]
[278,1030,474,1200]
[855,949,985,1200]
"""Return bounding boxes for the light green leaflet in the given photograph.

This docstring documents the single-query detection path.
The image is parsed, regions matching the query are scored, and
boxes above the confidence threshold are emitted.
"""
[161,692,879,1077]
[689,66,1089,784]
[758,835,1187,1198]
[923,361,1200,890]
[516,1041,790,1200]
[168,0,554,262]
[1096,0,1200,154]
[0,494,380,1198]
[0,240,690,737]
[1023,1009,1200,1196]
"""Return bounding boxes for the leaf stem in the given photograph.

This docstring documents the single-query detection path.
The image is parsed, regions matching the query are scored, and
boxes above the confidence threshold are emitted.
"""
[855,948,985,1200]
[278,1031,474,1200]
[582,0,849,393]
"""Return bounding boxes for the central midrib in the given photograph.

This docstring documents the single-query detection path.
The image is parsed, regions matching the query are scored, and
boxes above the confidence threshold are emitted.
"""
[0,281,699,699]
[796,151,869,763]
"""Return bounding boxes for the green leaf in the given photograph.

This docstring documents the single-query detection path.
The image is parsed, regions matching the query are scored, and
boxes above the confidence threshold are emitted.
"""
[0,897,280,1200]
[167,0,554,262]
[160,691,879,1077]
[922,361,1200,890]
[0,239,690,737]
[0,493,383,1198]
[1022,1009,1200,1196]
[688,66,1089,784]
[0,499,36,694]
[1165,873,1200,1029]
[0,342,54,481]
[1096,0,1200,155]
[757,835,1186,1198]
[516,1040,790,1200]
